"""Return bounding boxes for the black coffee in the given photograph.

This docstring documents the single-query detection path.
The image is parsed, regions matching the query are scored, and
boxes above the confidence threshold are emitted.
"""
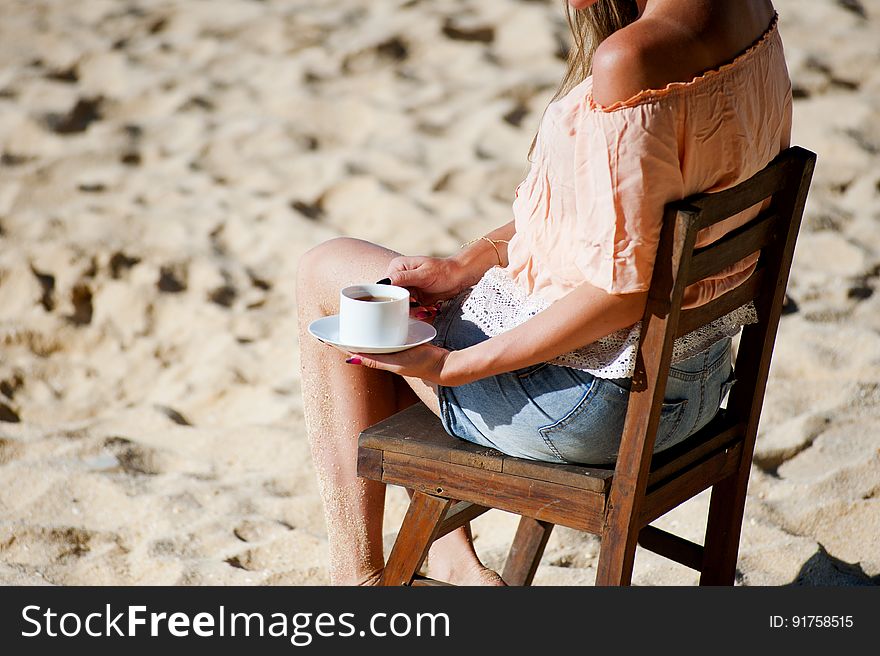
[352,294,396,303]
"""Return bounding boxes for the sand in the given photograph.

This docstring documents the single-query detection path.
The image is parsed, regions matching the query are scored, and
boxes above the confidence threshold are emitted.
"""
[0,0,878,586]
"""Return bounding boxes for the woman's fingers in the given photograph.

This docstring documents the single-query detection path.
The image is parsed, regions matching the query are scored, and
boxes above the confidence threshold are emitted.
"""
[342,343,449,384]
[382,255,453,307]
[408,296,441,320]
[409,304,437,320]
[389,267,430,291]
[413,307,437,320]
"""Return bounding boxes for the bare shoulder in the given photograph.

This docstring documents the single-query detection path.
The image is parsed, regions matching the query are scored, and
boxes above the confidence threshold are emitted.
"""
[591,17,699,107]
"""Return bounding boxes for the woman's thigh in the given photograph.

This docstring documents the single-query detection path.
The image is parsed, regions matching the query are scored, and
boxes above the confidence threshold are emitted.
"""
[297,237,441,416]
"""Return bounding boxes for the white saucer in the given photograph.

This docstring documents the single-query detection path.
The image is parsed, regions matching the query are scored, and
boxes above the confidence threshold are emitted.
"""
[308,315,437,354]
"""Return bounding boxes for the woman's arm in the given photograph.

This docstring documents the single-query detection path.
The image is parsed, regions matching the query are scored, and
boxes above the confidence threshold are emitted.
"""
[347,279,647,386]
[359,222,650,386]
[381,220,515,307]
[445,281,648,384]
[451,220,515,288]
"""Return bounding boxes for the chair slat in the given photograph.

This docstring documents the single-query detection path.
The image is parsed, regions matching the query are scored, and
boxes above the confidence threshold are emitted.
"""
[640,442,743,526]
[676,265,766,337]
[501,457,613,494]
[436,502,491,540]
[686,210,779,285]
[680,151,798,228]
[637,525,704,571]
[648,413,745,487]
[381,451,606,534]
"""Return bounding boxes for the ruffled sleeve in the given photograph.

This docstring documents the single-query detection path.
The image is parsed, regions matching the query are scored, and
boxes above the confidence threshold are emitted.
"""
[572,94,684,294]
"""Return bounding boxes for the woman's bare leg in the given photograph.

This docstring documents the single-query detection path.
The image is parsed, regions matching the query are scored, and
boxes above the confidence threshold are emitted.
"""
[295,237,503,585]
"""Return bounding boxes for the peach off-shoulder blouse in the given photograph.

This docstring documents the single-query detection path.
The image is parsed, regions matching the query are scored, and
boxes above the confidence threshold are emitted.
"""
[460,13,793,377]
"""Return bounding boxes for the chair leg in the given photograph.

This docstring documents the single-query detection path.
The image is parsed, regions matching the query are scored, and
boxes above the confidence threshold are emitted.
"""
[502,516,554,586]
[380,491,453,586]
[595,521,640,586]
[700,472,747,585]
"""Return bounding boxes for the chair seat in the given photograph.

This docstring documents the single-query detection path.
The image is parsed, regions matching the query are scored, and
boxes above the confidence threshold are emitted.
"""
[358,402,746,534]
[358,403,611,532]
[359,402,615,493]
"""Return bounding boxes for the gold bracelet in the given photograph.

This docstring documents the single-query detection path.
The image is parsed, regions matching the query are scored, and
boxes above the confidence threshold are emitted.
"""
[460,236,510,267]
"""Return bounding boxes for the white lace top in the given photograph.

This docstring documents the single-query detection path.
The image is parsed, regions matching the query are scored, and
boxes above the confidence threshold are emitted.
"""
[460,265,756,379]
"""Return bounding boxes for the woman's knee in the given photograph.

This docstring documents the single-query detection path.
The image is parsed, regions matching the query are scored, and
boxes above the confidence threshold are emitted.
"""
[298,237,356,285]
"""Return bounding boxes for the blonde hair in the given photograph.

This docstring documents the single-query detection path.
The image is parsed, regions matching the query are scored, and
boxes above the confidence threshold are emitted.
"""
[527,0,638,161]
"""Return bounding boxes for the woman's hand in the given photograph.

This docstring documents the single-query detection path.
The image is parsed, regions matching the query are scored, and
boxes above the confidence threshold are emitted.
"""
[345,344,471,387]
[381,255,473,306]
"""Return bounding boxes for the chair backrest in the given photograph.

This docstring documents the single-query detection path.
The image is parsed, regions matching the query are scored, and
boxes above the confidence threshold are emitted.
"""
[607,146,816,541]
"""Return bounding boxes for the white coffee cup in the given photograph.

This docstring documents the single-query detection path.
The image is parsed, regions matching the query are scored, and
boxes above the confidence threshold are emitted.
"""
[338,284,410,347]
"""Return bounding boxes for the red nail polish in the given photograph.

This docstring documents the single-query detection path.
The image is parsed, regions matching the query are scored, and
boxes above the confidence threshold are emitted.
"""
[415,311,429,319]
[345,357,362,365]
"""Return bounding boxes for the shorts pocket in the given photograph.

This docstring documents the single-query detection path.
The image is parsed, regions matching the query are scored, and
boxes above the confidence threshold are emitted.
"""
[652,398,690,451]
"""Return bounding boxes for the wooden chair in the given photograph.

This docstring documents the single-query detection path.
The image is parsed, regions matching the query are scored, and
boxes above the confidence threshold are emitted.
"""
[357,146,816,586]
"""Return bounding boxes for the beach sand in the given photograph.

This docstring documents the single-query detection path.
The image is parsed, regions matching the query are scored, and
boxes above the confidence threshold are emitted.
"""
[0,0,878,586]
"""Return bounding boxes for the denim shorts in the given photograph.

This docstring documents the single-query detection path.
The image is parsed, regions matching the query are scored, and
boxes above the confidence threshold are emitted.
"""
[430,289,737,466]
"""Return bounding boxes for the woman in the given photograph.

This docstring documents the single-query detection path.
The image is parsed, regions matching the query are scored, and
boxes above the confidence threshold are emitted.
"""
[296,0,790,585]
